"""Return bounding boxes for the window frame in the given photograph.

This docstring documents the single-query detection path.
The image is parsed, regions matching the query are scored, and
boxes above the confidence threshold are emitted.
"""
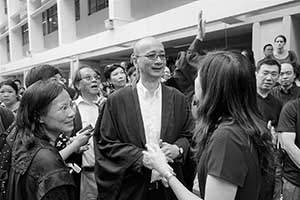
[21,23,29,46]
[88,0,108,15]
[42,4,58,36]
[75,0,80,21]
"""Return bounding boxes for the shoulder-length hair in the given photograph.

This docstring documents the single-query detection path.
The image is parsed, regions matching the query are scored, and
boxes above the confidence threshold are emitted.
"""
[16,80,65,149]
[194,51,274,177]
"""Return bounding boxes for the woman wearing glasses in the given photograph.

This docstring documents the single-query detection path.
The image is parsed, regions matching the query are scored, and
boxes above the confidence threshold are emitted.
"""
[103,64,127,96]
[8,80,80,200]
[143,51,275,200]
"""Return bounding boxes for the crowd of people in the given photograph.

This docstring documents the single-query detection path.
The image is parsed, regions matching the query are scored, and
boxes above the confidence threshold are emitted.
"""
[0,11,300,200]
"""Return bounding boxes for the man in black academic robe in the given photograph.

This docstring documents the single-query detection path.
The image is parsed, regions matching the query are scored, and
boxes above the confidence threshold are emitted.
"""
[94,37,193,200]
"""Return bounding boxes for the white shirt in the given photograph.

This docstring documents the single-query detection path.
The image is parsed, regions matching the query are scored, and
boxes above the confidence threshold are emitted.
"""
[136,81,162,145]
[137,81,162,182]
[75,96,99,167]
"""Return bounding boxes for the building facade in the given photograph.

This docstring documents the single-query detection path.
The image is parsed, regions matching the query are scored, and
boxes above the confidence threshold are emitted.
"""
[0,0,300,84]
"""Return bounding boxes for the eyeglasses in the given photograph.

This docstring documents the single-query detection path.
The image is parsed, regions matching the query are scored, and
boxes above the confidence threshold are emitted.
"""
[80,75,101,81]
[58,101,77,113]
[136,53,166,61]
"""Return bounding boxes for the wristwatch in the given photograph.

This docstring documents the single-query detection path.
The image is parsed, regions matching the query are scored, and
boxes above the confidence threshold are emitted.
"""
[177,146,184,158]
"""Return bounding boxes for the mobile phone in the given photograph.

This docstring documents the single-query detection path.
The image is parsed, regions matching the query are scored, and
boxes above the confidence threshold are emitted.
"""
[79,124,93,134]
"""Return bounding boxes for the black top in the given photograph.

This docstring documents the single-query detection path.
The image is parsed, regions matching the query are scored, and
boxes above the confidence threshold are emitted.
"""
[8,137,76,200]
[198,122,261,200]
[277,99,300,187]
[271,84,300,105]
[256,94,282,126]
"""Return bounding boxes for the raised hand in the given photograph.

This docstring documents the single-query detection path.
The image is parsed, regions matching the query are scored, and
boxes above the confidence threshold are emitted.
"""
[196,10,206,41]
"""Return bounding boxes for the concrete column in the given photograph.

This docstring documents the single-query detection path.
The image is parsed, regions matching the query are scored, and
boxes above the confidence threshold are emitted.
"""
[9,29,23,61]
[252,22,261,64]
[282,15,292,50]
[57,0,77,45]
[0,39,8,64]
[28,1,44,53]
[106,0,133,29]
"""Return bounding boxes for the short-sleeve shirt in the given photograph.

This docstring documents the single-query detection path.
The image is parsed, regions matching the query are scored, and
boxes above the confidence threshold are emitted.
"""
[277,99,300,186]
[198,122,261,200]
[256,94,282,126]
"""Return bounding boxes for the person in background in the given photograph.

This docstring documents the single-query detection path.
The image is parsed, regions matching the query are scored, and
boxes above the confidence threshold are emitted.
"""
[143,51,275,200]
[256,59,282,128]
[263,44,274,58]
[257,44,274,67]
[272,35,300,86]
[255,58,282,200]
[277,95,300,200]
[161,66,171,83]
[18,87,25,97]
[165,11,206,104]
[13,79,21,90]
[72,65,106,200]
[8,80,81,200]
[0,79,20,114]
[271,62,300,105]
[127,66,139,84]
[103,64,127,95]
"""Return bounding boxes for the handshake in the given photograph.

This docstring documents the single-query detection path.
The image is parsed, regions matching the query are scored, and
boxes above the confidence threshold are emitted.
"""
[142,142,180,187]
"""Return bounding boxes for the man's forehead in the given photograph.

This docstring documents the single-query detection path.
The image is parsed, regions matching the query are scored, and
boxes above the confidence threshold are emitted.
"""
[281,63,293,71]
[260,64,279,71]
[134,37,164,54]
[79,67,96,76]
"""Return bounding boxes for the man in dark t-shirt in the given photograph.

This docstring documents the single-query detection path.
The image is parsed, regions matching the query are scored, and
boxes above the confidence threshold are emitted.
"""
[277,99,300,200]
[256,58,282,127]
[271,62,300,105]
[256,58,282,200]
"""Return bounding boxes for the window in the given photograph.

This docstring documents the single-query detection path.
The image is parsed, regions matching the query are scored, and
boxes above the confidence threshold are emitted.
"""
[21,23,29,45]
[75,0,80,21]
[42,5,58,35]
[88,0,108,15]
[4,0,7,14]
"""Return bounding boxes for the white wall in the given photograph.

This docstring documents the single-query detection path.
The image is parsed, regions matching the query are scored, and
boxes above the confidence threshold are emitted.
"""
[131,0,196,20]
[44,30,58,49]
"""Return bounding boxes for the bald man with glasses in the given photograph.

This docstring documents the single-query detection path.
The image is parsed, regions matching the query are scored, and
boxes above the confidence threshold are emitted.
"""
[94,37,193,200]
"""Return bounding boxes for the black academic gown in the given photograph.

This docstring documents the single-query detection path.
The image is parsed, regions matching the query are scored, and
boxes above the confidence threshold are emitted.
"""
[94,84,193,200]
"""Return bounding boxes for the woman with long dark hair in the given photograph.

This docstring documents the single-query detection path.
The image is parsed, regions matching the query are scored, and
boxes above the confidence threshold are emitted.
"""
[143,51,275,200]
[7,81,84,200]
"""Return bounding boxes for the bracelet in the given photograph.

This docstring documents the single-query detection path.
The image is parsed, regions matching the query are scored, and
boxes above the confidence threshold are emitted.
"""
[163,171,176,182]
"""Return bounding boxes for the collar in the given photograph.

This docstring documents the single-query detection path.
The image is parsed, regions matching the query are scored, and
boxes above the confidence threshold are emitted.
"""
[279,83,295,94]
[75,95,100,105]
[136,81,161,99]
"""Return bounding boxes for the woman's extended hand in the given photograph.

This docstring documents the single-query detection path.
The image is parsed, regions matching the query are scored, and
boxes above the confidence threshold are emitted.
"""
[143,143,173,175]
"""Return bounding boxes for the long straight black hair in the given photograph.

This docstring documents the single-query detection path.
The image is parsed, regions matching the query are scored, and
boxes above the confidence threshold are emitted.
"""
[193,51,274,177]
